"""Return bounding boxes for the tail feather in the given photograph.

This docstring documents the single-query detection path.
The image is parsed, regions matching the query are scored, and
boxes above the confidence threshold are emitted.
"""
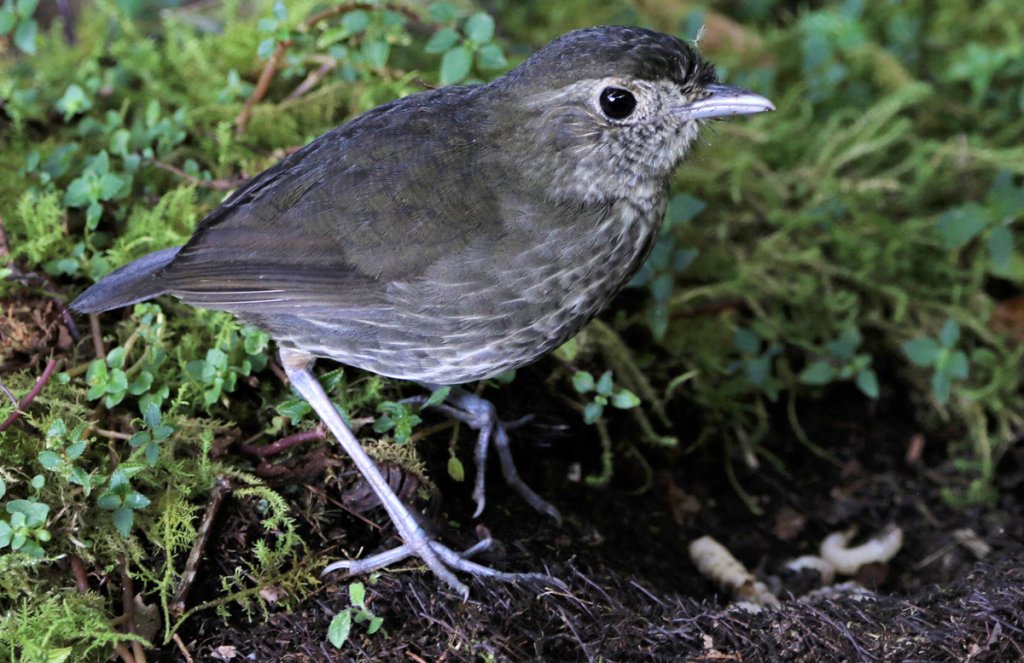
[71,246,182,313]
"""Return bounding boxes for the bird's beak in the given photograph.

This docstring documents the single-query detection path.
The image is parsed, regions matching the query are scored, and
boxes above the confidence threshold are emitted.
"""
[682,83,775,120]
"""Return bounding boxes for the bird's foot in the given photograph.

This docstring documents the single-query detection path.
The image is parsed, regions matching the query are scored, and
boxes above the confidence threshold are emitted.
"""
[410,386,562,523]
[281,348,562,597]
[322,533,562,593]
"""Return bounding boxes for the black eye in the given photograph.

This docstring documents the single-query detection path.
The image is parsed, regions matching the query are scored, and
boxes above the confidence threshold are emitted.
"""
[599,87,636,120]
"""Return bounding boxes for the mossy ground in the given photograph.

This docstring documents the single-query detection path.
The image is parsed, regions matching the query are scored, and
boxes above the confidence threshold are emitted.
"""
[2,0,1023,661]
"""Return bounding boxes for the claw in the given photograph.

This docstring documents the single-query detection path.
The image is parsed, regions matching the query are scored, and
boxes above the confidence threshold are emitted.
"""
[418,385,561,523]
[283,348,562,596]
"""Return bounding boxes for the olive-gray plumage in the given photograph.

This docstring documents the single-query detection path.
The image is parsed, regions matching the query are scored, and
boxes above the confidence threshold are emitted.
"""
[73,26,765,385]
[72,26,773,594]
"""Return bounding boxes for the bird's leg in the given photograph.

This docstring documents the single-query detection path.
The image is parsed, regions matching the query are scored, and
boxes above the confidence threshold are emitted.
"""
[281,348,557,596]
[415,385,562,524]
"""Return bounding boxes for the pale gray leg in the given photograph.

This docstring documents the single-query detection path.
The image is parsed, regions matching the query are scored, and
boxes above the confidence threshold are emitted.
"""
[281,349,559,595]
[416,385,562,524]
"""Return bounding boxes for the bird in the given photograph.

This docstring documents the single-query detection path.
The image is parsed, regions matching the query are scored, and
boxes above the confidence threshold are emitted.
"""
[72,25,774,597]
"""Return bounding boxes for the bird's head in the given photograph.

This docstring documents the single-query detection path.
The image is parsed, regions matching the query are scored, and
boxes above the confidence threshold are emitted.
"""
[490,26,774,202]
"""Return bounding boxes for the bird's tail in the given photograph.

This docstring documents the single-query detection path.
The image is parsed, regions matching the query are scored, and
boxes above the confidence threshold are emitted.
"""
[71,246,182,313]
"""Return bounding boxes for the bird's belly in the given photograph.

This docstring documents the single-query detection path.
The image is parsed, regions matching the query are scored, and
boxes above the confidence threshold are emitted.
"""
[274,198,662,384]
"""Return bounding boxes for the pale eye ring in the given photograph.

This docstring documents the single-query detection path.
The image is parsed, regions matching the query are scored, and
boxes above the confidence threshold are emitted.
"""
[599,87,637,120]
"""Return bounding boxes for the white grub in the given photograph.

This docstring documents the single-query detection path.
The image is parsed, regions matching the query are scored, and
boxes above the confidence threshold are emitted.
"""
[689,535,781,609]
[820,526,904,576]
[784,554,837,586]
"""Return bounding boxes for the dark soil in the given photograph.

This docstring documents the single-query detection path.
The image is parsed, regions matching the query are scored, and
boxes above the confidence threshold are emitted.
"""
[158,370,1024,663]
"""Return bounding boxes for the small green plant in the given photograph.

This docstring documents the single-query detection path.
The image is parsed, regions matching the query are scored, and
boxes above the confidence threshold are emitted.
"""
[96,467,151,538]
[630,193,704,340]
[37,419,96,494]
[0,477,51,558]
[327,581,384,649]
[730,327,784,402]
[936,171,1022,279]
[128,402,175,466]
[373,387,448,444]
[425,7,508,84]
[798,327,879,399]
[0,0,38,54]
[902,320,969,405]
[572,370,641,425]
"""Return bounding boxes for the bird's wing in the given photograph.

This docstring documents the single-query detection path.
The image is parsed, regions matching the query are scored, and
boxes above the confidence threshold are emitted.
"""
[161,86,504,313]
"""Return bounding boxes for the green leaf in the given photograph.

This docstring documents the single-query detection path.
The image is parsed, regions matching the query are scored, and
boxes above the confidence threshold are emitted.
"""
[476,43,507,70]
[931,371,951,405]
[734,328,761,355]
[367,615,384,635]
[123,491,150,510]
[0,520,11,548]
[440,46,472,85]
[855,368,880,399]
[257,38,275,60]
[272,1,287,21]
[464,12,495,43]
[665,193,707,227]
[13,17,36,54]
[64,177,93,206]
[425,386,451,408]
[17,0,39,19]
[0,478,5,500]
[572,371,595,394]
[424,27,459,54]
[583,401,603,425]
[66,441,87,460]
[106,346,126,369]
[595,370,614,396]
[97,493,122,510]
[902,337,940,367]
[56,83,91,120]
[37,450,61,471]
[98,172,125,200]
[611,390,641,409]
[8,499,49,527]
[987,226,1013,271]
[946,350,969,380]
[341,10,369,35]
[447,455,465,482]
[427,2,457,24]
[328,610,352,649]
[0,7,17,34]
[349,582,366,606]
[937,203,989,249]
[362,40,390,70]
[112,507,134,538]
[798,360,836,385]
[142,401,161,430]
[939,319,960,348]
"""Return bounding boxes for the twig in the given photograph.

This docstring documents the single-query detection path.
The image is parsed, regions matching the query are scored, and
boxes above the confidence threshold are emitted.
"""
[70,554,90,593]
[0,358,59,433]
[145,158,246,191]
[234,2,425,135]
[171,634,195,663]
[118,553,148,663]
[286,56,338,100]
[170,477,232,618]
[238,424,327,458]
[89,313,106,359]
[95,428,134,441]
[113,644,136,663]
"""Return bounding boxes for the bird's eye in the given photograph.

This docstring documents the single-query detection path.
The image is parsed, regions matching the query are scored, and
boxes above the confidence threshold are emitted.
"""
[599,87,637,120]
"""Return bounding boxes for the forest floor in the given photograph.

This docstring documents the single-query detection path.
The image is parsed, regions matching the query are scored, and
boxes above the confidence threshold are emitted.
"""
[156,365,1024,662]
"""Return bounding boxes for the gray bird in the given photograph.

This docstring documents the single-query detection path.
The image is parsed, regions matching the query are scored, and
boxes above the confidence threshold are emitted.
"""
[72,25,773,597]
